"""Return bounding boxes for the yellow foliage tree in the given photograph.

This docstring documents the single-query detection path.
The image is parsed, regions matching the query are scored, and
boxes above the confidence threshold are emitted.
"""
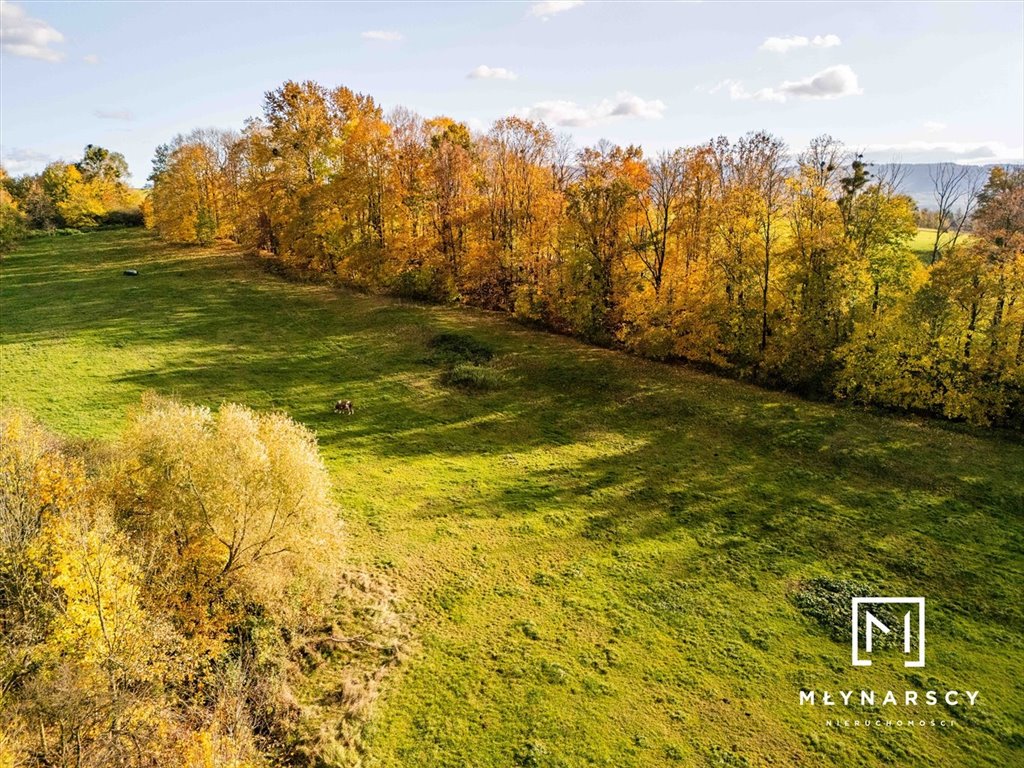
[109,397,342,637]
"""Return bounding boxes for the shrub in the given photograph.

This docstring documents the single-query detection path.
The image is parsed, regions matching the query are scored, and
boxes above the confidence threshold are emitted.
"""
[102,207,146,227]
[439,362,502,392]
[791,577,901,647]
[0,402,400,767]
[428,331,494,365]
[25,227,84,238]
[0,204,26,254]
[390,266,456,302]
[110,396,342,630]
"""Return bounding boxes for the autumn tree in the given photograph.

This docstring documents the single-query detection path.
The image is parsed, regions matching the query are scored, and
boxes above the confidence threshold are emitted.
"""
[839,159,918,316]
[142,77,1022,425]
[6,145,141,232]
[636,149,685,295]
[0,167,26,253]
[617,148,688,357]
[324,86,393,282]
[387,106,430,266]
[1,402,357,766]
[260,80,337,267]
[426,118,475,293]
[1,410,174,768]
[149,130,239,244]
[565,141,648,339]
[473,118,557,309]
[973,167,1024,364]
[777,135,853,387]
[109,397,342,635]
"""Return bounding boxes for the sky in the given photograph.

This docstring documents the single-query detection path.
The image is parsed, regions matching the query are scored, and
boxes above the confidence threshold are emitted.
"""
[2,0,1022,182]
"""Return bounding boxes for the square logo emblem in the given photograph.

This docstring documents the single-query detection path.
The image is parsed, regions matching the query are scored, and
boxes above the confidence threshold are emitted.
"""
[851,597,925,667]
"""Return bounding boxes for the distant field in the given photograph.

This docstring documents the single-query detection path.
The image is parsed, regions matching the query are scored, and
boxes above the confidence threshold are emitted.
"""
[911,227,976,263]
[911,228,943,263]
[912,228,938,263]
[2,230,1022,767]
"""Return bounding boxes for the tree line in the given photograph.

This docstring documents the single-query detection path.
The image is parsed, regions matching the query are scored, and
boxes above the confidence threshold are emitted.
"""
[0,145,145,251]
[141,80,1021,426]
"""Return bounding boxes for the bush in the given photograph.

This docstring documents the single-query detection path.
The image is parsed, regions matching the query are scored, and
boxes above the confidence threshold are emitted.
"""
[428,331,494,365]
[0,401,403,767]
[0,203,26,254]
[195,207,217,244]
[390,266,456,302]
[791,577,873,643]
[791,577,905,649]
[112,396,342,628]
[25,227,84,238]
[102,207,146,227]
[439,362,502,392]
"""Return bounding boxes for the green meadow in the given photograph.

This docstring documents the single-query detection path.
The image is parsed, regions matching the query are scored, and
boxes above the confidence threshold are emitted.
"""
[909,228,943,264]
[910,228,938,263]
[910,227,976,263]
[1,230,1022,767]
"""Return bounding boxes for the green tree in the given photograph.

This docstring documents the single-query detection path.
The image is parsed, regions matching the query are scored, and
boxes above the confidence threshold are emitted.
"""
[76,144,130,183]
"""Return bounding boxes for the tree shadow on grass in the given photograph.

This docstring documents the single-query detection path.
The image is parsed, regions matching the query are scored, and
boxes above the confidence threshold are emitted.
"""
[5,231,1024,634]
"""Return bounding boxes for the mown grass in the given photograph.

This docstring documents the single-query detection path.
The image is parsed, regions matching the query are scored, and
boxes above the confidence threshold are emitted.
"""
[911,227,975,263]
[2,230,1022,767]
[911,228,940,263]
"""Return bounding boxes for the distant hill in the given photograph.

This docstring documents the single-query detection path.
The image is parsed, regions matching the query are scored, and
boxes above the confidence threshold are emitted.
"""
[868,163,1002,209]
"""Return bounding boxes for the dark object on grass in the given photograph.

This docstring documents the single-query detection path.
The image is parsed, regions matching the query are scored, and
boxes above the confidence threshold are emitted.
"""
[791,577,898,646]
[334,399,354,415]
[439,363,502,392]
[123,269,139,276]
[427,331,494,365]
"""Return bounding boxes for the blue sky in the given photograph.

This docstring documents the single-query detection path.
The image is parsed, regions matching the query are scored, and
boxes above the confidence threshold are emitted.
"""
[2,0,1022,181]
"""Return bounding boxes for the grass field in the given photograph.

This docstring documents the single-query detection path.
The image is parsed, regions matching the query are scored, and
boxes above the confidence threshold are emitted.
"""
[911,228,938,263]
[910,227,975,263]
[2,230,1023,767]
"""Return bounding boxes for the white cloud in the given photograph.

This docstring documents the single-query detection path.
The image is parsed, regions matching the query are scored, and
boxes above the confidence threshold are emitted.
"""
[708,79,750,99]
[361,30,403,42]
[519,91,665,127]
[775,64,861,100]
[0,1,65,62]
[83,53,99,64]
[94,109,134,121]
[720,64,862,103]
[1,147,53,174]
[759,34,841,53]
[468,64,518,81]
[862,140,1024,165]
[528,1,584,20]
[923,121,946,133]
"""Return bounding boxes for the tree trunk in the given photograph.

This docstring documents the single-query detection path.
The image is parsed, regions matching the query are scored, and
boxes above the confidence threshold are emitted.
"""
[989,273,1006,354]
[965,302,979,359]
[760,242,770,353]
